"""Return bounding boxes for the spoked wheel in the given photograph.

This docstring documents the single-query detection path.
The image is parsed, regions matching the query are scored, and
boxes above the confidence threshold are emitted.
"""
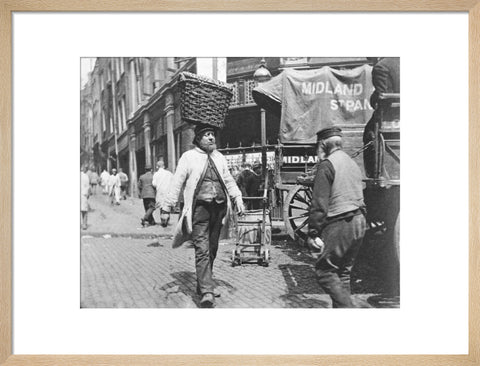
[283,185,312,244]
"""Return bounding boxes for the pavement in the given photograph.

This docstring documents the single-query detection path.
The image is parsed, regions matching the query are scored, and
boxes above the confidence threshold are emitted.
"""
[82,189,174,238]
[81,191,400,308]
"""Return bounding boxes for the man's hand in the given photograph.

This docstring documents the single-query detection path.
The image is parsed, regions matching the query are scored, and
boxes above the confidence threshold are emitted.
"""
[235,197,245,216]
[306,236,325,254]
[160,211,170,227]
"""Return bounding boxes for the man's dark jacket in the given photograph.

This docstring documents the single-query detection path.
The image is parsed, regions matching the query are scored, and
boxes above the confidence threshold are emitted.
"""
[138,171,156,199]
[370,57,400,107]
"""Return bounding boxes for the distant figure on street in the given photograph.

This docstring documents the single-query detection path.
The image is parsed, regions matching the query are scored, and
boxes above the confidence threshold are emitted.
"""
[88,167,99,195]
[236,162,261,209]
[252,161,262,176]
[117,168,129,200]
[108,168,121,205]
[229,164,241,180]
[161,123,245,308]
[100,169,110,195]
[138,164,156,227]
[80,166,91,230]
[308,127,367,308]
[152,160,173,225]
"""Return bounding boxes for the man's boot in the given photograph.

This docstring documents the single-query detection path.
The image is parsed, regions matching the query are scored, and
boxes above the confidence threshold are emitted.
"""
[200,293,215,308]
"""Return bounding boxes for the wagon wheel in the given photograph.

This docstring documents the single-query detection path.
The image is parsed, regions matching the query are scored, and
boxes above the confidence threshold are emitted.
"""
[283,185,312,244]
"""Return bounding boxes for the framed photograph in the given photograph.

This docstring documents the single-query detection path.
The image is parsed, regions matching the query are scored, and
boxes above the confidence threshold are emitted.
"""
[1,1,478,365]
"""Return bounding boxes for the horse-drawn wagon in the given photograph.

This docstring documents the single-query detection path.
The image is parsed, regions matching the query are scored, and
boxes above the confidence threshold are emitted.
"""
[222,63,400,268]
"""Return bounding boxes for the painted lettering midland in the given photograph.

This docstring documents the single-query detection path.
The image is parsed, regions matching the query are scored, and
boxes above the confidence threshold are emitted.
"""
[301,81,363,96]
[301,81,374,112]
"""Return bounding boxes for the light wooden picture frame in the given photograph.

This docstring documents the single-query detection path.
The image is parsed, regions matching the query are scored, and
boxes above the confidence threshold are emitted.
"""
[0,1,478,365]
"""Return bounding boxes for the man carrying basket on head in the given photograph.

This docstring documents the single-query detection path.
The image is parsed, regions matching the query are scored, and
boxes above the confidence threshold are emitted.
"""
[161,123,245,308]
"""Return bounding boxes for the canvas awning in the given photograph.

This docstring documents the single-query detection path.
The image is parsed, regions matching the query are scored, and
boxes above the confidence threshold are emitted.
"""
[252,65,375,144]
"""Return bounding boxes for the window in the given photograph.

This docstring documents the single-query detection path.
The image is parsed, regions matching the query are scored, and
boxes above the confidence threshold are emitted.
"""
[101,110,106,132]
[121,97,127,131]
[175,131,182,162]
[117,97,127,132]
[230,81,239,107]
[109,115,114,134]
[143,58,151,96]
[117,102,123,132]
[245,79,256,104]
[115,58,121,81]
[119,57,124,74]
[227,79,255,107]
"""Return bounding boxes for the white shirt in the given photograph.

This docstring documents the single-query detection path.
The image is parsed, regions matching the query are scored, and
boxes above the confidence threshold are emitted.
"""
[152,168,173,204]
[81,172,90,196]
[100,170,110,185]
[108,174,121,189]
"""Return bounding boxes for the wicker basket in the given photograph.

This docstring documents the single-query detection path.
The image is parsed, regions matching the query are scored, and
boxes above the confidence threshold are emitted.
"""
[178,72,234,128]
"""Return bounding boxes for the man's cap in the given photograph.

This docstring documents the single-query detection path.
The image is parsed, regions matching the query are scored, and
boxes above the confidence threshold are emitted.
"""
[194,123,217,138]
[145,163,152,170]
[316,126,342,141]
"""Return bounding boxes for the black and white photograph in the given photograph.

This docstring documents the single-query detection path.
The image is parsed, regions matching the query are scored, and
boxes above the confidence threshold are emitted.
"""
[80,56,400,309]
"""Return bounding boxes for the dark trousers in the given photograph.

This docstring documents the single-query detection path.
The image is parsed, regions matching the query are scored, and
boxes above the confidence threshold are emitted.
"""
[315,214,367,308]
[143,198,156,224]
[191,201,227,295]
[121,184,128,198]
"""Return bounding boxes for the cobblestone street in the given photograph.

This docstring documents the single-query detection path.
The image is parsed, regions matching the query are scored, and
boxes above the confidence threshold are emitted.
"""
[81,192,399,308]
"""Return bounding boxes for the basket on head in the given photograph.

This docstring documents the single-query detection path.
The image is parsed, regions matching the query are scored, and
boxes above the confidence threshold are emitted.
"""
[178,72,234,128]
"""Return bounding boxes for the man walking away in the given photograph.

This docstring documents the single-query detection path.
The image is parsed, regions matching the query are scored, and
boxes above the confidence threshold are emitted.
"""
[89,167,99,195]
[118,168,129,200]
[236,162,261,209]
[108,168,121,205]
[161,123,245,308]
[152,160,173,225]
[100,168,110,195]
[80,166,90,230]
[138,164,156,227]
[308,127,367,308]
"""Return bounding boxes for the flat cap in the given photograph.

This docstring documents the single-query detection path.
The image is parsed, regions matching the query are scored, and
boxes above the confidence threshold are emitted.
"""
[193,123,218,143]
[194,123,217,137]
[316,126,342,141]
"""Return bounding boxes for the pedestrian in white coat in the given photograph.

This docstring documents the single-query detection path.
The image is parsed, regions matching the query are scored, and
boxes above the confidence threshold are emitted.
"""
[100,169,110,195]
[108,168,121,205]
[161,123,245,308]
[152,160,173,225]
